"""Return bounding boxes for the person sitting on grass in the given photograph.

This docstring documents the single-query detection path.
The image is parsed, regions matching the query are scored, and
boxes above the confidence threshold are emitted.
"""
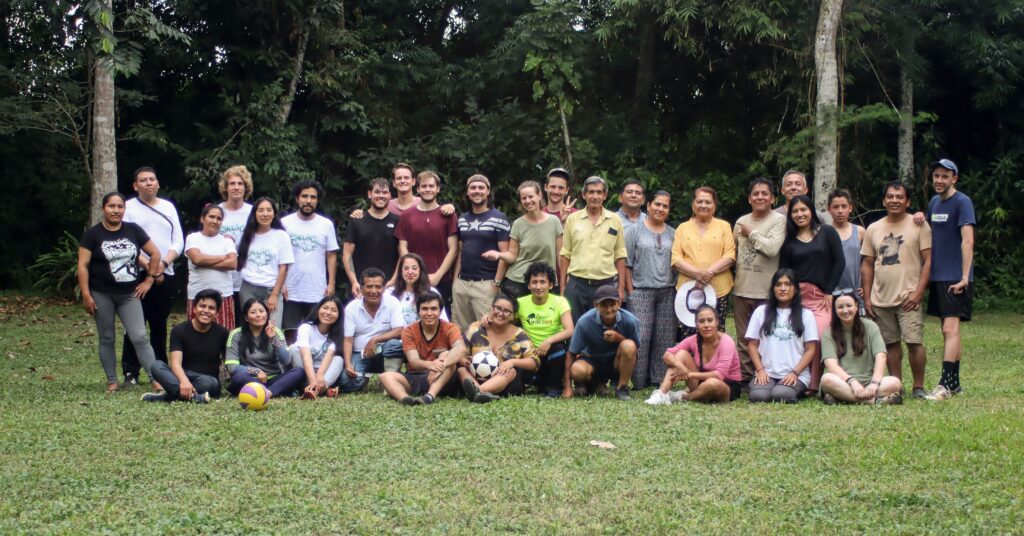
[342,268,407,377]
[562,284,639,401]
[225,298,305,399]
[516,262,574,398]
[820,291,904,405]
[458,293,539,403]
[745,269,818,403]
[646,304,742,405]
[290,295,364,400]
[380,292,465,405]
[143,289,229,403]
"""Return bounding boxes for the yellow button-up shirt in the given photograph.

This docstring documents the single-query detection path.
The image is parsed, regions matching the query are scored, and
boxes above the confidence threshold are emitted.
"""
[672,217,736,296]
[560,208,627,280]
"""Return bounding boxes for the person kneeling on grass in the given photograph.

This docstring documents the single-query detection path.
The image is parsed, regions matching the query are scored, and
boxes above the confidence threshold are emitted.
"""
[290,295,365,400]
[646,304,742,405]
[820,291,903,405]
[516,262,574,398]
[562,284,638,401]
[459,293,539,403]
[143,289,229,403]
[225,298,305,399]
[380,292,465,405]
[745,269,819,403]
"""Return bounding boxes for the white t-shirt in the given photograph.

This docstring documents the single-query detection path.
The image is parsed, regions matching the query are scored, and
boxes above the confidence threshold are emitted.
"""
[184,232,236,299]
[397,287,449,325]
[124,197,184,276]
[281,213,340,303]
[343,294,406,351]
[219,202,252,292]
[240,229,294,288]
[744,305,819,386]
[292,323,336,365]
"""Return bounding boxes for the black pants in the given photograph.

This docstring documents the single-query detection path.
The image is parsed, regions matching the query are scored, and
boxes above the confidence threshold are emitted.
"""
[566,276,615,324]
[122,274,175,378]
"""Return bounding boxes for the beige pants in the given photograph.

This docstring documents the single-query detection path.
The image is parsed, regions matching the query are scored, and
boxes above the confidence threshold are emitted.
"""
[452,278,495,332]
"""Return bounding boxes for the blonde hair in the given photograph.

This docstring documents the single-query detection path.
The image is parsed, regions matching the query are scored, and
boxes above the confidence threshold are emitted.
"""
[417,170,441,187]
[218,165,254,201]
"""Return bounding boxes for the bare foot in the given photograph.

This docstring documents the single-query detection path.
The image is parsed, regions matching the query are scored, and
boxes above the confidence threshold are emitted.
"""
[106,382,120,394]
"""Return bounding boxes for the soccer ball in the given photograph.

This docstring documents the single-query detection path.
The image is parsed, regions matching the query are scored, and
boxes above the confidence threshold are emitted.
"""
[470,350,500,381]
[238,382,269,411]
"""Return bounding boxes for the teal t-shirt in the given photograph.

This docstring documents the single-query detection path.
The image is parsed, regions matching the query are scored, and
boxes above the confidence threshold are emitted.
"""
[820,318,886,384]
[517,294,571,347]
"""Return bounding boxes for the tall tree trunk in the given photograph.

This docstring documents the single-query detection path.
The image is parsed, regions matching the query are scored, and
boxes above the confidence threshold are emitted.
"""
[897,64,914,181]
[633,5,657,110]
[90,0,117,226]
[812,0,843,212]
[278,28,309,125]
[558,98,575,185]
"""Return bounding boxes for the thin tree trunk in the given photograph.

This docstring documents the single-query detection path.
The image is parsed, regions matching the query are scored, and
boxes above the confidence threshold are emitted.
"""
[278,28,309,125]
[558,98,575,185]
[89,0,117,226]
[897,64,914,181]
[813,0,843,212]
[633,5,657,109]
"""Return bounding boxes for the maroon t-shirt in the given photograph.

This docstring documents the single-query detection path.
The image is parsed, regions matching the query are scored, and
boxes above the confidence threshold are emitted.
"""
[395,206,458,280]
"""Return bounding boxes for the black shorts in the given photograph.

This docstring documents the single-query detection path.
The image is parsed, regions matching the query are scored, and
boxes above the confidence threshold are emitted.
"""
[726,380,743,401]
[927,281,972,321]
[283,301,318,331]
[497,369,533,397]
[402,371,459,397]
[578,355,618,384]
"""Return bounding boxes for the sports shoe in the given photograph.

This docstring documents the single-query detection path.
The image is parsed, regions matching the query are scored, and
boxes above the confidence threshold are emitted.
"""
[875,391,903,405]
[615,386,632,401]
[925,385,958,401]
[544,389,561,398]
[421,393,436,405]
[400,395,421,406]
[645,390,672,405]
[911,387,928,399]
[668,390,689,403]
[473,391,500,404]
[190,392,210,404]
[572,384,591,397]
[462,378,480,401]
[140,392,167,403]
[325,387,340,398]
[124,373,139,386]
[822,393,838,405]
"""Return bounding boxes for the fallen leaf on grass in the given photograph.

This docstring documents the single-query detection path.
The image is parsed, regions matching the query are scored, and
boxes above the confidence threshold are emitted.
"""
[18,340,30,347]
[79,401,89,406]
[42,375,55,381]
[28,367,36,372]
[589,440,617,450]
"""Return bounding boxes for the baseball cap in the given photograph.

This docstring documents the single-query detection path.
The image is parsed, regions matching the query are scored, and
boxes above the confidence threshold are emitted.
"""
[593,285,620,304]
[930,158,959,176]
[546,167,571,181]
[466,174,490,187]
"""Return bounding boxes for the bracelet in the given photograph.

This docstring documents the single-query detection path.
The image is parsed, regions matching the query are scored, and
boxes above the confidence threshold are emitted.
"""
[845,377,857,386]
[869,379,880,386]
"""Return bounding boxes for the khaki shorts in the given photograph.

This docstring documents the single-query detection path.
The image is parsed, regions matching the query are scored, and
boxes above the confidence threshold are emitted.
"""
[874,305,924,345]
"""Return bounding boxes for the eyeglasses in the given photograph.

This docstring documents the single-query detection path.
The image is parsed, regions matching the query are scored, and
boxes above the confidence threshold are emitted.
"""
[492,305,513,316]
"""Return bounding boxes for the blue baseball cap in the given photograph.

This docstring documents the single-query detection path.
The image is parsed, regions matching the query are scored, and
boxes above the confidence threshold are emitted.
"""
[930,158,959,175]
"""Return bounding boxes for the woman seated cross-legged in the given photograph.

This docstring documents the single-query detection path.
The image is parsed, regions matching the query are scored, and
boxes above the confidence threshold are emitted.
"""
[458,293,539,404]
[225,298,305,399]
[645,304,742,404]
[820,291,903,404]
[290,295,366,399]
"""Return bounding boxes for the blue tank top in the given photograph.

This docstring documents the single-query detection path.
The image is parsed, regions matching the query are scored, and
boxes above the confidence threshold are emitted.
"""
[837,225,861,291]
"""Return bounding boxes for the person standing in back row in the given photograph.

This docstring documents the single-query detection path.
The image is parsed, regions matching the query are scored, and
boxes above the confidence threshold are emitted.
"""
[774,170,833,225]
[281,180,339,337]
[343,177,400,297]
[396,171,459,307]
[218,165,254,321]
[453,174,510,331]
[122,166,184,387]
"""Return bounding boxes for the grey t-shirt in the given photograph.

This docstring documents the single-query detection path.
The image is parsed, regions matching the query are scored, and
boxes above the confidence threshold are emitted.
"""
[625,222,675,288]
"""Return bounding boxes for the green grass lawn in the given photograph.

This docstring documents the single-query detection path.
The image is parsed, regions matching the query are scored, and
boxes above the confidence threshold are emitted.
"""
[1,297,1022,534]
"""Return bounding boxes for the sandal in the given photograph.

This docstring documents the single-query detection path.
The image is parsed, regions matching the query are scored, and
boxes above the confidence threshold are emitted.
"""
[106,381,120,394]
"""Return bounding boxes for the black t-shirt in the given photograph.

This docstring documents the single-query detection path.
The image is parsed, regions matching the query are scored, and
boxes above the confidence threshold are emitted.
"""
[79,222,152,294]
[779,225,845,293]
[344,212,400,281]
[169,321,229,378]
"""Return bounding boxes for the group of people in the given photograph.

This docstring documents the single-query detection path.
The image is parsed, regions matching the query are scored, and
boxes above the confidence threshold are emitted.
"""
[76,158,975,406]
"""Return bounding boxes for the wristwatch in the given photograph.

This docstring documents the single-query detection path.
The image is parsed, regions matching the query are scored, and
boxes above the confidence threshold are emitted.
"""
[492,279,502,286]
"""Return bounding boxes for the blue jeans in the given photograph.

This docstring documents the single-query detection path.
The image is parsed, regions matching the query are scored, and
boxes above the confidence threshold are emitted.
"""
[352,339,405,374]
[149,361,221,401]
[228,367,305,397]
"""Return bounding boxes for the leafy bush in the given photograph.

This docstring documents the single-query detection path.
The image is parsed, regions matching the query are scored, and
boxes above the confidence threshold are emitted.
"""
[29,231,80,298]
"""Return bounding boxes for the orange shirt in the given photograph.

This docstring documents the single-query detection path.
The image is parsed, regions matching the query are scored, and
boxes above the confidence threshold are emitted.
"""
[401,320,463,370]
[672,217,736,296]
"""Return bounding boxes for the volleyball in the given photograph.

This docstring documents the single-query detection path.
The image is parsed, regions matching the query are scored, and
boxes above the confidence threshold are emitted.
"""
[238,382,269,411]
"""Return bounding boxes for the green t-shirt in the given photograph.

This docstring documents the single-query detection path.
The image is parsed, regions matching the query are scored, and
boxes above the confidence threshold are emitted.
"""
[517,294,571,347]
[820,318,886,384]
[506,215,563,284]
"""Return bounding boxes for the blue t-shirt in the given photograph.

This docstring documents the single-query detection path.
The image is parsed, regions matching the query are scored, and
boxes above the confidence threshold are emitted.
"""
[927,191,976,282]
[568,308,641,361]
[457,208,511,280]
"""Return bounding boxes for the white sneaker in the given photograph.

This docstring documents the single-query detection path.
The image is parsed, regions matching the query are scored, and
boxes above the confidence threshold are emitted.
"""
[668,390,689,403]
[645,390,672,405]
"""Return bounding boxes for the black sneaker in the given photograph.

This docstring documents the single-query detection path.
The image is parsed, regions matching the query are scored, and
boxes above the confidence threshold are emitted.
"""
[400,395,421,406]
[124,373,139,386]
[190,392,210,404]
[473,391,500,404]
[421,393,436,405]
[462,378,481,401]
[822,393,838,405]
[572,384,590,397]
[140,392,167,403]
[615,386,632,401]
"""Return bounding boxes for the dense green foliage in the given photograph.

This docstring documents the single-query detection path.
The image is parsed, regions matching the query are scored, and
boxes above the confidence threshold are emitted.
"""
[2,1,1023,301]
[1,298,1023,532]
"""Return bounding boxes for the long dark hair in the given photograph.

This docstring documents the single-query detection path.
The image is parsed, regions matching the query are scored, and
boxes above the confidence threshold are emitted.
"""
[303,295,344,343]
[239,298,271,356]
[761,268,805,338]
[392,253,431,299]
[829,292,865,358]
[784,194,821,241]
[237,197,285,270]
[692,304,718,372]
